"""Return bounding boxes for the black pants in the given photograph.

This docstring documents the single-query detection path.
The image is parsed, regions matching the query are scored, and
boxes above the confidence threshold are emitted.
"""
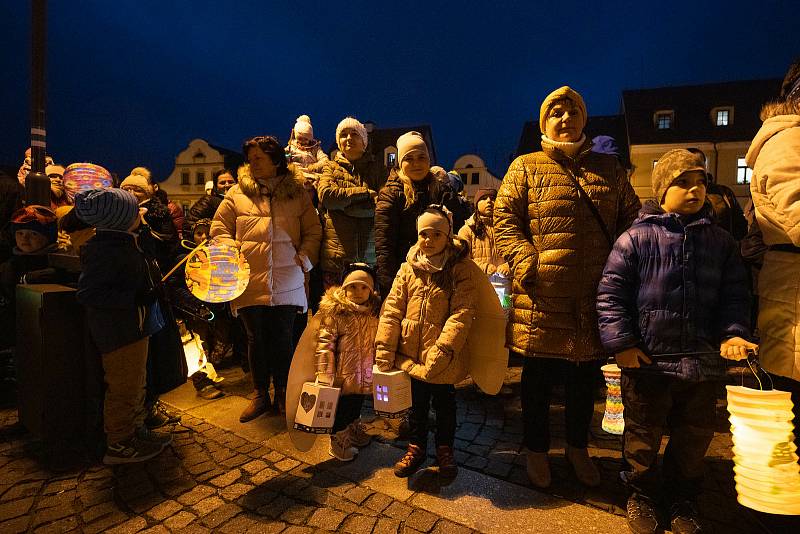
[238,305,297,391]
[409,378,456,448]
[333,395,365,432]
[769,373,800,463]
[620,371,716,502]
[521,356,598,452]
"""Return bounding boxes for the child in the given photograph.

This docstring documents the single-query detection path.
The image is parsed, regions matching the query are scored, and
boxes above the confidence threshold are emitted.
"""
[596,149,756,534]
[457,188,508,276]
[375,206,477,478]
[286,114,329,171]
[314,263,380,461]
[74,188,172,465]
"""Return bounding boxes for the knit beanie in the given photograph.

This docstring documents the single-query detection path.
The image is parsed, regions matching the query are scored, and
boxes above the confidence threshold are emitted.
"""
[417,206,453,237]
[336,117,368,150]
[341,267,375,292]
[397,131,429,164]
[46,164,65,177]
[446,171,464,193]
[651,149,707,203]
[74,188,140,231]
[473,188,497,207]
[539,86,587,134]
[120,173,154,196]
[294,115,314,137]
[10,205,58,245]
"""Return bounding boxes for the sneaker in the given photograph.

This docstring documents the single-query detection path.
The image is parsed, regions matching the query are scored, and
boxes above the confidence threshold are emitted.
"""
[347,420,371,448]
[566,445,601,487]
[198,384,225,400]
[669,500,703,534]
[626,493,659,534]
[435,445,458,478]
[329,430,357,461]
[394,443,426,478]
[103,435,163,465]
[136,425,173,447]
[145,401,181,429]
[526,451,551,488]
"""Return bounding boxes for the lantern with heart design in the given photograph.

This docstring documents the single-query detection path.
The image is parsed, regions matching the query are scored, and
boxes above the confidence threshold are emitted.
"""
[62,163,114,202]
[293,381,340,434]
[184,240,250,303]
[372,365,412,418]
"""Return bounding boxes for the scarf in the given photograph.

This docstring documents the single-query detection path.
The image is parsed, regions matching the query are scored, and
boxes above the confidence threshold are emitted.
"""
[540,134,586,158]
[407,243,451,273]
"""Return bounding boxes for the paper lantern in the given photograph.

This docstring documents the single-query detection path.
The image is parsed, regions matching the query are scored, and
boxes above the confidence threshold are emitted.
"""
[489,273,512,314]
[372,365,412,418]
[184,241,250,303]
[293,382,340,434]
[726,385,800,515]
[62,163,113,201]
[601,363,624,435]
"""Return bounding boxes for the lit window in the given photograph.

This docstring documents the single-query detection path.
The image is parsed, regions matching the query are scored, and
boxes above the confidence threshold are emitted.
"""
[716,109,729,126]
[471,173,480,185]
[195,171,205,185]
[181,172,190,185]
[655,112,673,130]
[737,157,753,184]
[387,152,396,167]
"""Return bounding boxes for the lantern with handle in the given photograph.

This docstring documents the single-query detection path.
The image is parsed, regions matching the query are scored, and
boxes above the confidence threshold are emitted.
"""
[601,363,624,435]
[372,365,412,418]
[184,240,250,303]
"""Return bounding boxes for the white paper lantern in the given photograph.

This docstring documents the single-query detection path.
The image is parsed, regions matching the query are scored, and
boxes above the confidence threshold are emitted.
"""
[293,382,340,434]
[726,385,800,515]
[372,365,412,418]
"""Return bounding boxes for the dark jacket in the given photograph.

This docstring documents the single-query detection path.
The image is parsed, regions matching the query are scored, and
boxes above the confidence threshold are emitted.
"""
[77,230,156,353]
[183,193,223,237]
[706,179,748,240]
[596,201,751,380]
[374,169,463,295]
[139,196,179,272]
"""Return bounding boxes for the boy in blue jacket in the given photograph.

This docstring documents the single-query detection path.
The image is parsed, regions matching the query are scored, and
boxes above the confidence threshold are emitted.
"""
[597,149,757,534]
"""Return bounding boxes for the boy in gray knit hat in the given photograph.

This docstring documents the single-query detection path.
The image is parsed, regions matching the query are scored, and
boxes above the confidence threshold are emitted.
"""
[74,188,173,464]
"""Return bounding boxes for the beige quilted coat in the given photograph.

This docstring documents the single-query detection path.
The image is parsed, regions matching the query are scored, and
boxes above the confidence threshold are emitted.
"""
[494,142,640,361]
[375,242,477,384]
[210,164,322,315]
[746,113,800,380]
[457,215,506,274]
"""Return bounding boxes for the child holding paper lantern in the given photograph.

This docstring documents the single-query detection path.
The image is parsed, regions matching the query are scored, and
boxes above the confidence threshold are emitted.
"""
[376,205,477,479]
[314,263,380,461]
[597,149,757,534]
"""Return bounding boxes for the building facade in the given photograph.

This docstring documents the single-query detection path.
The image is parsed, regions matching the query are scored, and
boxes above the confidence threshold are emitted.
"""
[451,154,501,201]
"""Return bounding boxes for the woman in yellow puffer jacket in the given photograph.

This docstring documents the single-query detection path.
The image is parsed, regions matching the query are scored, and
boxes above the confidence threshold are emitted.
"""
[375,206,477,480]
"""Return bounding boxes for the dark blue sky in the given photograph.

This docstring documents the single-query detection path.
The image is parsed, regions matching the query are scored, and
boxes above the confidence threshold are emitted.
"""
[1,0,797,180]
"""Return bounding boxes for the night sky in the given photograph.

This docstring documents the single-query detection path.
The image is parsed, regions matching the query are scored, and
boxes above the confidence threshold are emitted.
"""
[1,0,797,181]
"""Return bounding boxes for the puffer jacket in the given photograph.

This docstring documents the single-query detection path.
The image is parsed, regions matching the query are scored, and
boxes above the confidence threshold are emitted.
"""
[317,152,380,275]
[183,193,223,237]
[287,140,328,170]
[745,113,800,380]
[374,169,464,295]
[494,141,641,361]
[210,164,322,315]
[314,287,380,395]
[457,214,505,274]
[596,201,751,380]
[374,240,477,384]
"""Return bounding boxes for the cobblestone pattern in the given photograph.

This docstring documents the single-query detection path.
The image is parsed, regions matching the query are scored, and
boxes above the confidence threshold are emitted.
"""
[0,409,475,534]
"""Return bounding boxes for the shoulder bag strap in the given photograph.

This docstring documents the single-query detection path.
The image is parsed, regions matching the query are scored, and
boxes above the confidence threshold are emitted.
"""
[565,169,614,248]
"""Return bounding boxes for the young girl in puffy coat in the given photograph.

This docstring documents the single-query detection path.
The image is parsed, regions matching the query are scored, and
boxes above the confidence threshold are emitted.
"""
[375,206,477,479]
[315,263,380,461]
[457,188,509,276]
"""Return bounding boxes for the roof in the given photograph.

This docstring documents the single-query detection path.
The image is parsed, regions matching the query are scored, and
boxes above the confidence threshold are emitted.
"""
[208,142,244,171]
[622,78,781,145]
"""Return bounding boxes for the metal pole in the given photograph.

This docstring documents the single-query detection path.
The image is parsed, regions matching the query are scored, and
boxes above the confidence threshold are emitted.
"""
[26,0,50,206]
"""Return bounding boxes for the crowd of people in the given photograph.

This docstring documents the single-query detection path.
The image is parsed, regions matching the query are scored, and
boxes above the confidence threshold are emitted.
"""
[0,58,798,534]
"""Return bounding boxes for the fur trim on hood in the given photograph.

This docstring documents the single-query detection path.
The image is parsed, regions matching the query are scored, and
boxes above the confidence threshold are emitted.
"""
[237,163,307,200]
[318,286,381,317]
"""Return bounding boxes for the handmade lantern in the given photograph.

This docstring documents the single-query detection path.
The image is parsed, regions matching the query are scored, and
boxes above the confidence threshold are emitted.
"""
[726,385,800,515]
[293,382,340,434]
[601,363,624,435]
[372,365,412,418]
[489,273,512,315]
[184,241,250,303]
[62,163,113,201]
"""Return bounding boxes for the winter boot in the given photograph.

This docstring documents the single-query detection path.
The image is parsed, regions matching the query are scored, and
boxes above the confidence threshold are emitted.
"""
[144,401,181,429]
[435,445,458,478]
[526,451,551,488]
[329,429,358,461]
[566,445,601,487]
[626,493,659,534]
[669,500,703,534]
[239,388,268,423]
[347,420,371,448]
[394,443,427,478]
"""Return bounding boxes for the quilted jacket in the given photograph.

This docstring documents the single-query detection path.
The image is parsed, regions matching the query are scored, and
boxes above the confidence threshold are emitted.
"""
[457,214,505,274]
[493,141,640,361]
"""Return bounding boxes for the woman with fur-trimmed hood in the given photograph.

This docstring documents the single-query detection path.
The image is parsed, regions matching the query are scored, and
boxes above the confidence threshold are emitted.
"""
[211,136,322,423]
[314,263,380,462]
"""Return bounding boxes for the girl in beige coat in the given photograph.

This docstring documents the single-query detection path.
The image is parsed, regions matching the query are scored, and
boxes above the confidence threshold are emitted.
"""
[375,206,477,479]
[315,264,380,461]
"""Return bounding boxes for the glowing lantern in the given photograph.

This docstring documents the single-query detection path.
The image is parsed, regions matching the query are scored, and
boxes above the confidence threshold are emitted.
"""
[293,382,340,434]
[489,273,512,317]
[372,365,412,418]
[601,363,624,435]
[726,385,800,515]
[62,163,113,201]
[184,241,250,303]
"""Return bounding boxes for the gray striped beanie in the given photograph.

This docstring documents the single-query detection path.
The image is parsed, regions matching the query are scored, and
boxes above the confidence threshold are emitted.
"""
[74,188,140,231]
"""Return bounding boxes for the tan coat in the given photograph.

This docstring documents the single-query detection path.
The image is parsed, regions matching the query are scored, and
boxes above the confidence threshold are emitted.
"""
[210,164,322,315]
[375,242,477,384]
[746,114,800,380]
[314,288,380,395]
[457,215,506,274]
[494,142,640,361]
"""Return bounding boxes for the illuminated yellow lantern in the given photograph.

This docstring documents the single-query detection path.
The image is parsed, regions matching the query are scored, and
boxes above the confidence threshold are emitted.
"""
[726,385,800,515]
[184,241,250,303]
[601,363,624,435]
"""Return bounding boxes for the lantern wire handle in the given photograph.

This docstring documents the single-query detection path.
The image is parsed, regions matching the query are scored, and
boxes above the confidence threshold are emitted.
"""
[161,239,208,282]
[742,350,772,391]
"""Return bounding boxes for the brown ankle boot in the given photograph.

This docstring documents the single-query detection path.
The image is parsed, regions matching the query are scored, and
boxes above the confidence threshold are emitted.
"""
[435,445,458,478]
[394,443,426,478]
[566,446,601,487]
[239,389,268,423]
[526,451,551,488]
[274,387,286,415]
